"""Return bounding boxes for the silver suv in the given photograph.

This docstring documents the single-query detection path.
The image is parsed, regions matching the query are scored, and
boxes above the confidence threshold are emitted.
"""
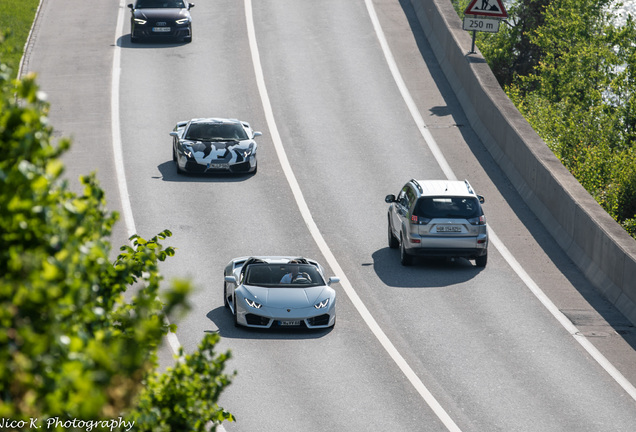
[385,179,488,267]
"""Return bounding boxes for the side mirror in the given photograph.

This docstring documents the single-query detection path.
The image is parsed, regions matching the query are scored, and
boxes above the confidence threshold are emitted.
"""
[189,3,195,9]
[253,131,262,138]
[128,4,134,10]
[169,131,179,137]
[385,194,396,203]
[225,275,237,284]
[328,277,340,286]
[478,195,485,204]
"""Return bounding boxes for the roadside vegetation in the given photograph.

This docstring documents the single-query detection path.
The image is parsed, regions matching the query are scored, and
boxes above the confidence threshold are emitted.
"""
[0,63,235,431]
[0,0,39,79]
[1,3,235,430]
[453,0,636,239]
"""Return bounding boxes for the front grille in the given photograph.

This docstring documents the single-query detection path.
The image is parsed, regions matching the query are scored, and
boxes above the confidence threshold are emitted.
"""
[184,161,207,173]
[151,20,175,26]
[245,314,270,326]
[308,314,330,326]
[230,161,252,173]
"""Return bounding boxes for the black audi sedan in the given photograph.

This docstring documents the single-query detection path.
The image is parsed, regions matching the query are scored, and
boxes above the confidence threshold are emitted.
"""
[128,1,194,43]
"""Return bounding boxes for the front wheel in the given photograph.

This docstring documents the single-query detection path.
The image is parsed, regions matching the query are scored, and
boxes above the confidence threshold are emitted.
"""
[223,282,229,308]
[233,296,239,327]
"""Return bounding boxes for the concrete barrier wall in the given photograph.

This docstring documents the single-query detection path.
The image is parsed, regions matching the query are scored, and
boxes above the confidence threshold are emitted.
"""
[409,0,636,324]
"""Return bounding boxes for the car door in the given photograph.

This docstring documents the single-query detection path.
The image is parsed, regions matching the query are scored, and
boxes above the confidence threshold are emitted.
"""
[392,185,411,238]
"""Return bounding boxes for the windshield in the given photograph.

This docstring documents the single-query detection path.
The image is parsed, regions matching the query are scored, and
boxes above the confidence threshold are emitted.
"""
[245,263,325,288]
[415,196,481,219]
[135,1,186,8]
[184,122,248,141]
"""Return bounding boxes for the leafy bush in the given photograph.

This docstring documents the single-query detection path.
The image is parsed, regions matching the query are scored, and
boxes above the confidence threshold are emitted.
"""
[0,64,234,430]
[453,0,636,239]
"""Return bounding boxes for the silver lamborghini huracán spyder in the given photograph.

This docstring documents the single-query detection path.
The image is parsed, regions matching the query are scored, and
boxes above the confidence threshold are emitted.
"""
[224,256,340,329]
[171,117,262,174]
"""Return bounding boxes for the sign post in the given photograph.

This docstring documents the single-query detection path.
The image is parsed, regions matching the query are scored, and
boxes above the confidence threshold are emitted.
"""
[463,0,508,54]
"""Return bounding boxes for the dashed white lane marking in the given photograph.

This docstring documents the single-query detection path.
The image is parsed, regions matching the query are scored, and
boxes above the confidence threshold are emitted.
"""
[362,0,636,403]
[245,1,462,431]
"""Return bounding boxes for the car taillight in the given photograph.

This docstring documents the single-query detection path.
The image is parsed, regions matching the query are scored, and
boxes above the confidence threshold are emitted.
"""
[410,215,431,225]
[468,215,486,225]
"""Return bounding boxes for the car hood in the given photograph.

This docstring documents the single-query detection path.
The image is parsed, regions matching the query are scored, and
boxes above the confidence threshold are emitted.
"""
[243,285,330,308]
[133,9,190,20]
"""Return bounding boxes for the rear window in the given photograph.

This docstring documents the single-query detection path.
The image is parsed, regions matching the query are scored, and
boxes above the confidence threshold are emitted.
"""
[414,196,481,219]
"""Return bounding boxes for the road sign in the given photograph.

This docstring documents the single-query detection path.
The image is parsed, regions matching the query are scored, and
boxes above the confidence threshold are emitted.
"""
[464,0,508,18]
[462,16,501,33]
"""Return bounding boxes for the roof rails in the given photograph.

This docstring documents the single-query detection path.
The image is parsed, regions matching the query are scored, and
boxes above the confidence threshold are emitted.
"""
[410,179,423,194]
[464,179,475,195]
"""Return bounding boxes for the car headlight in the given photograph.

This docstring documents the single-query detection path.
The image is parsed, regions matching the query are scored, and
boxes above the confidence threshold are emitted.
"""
[235,146,253,161]
[183,148,194,159]
[134,18,147,25]
[175,18,190,24]
[245,298,262,309]
[314,299,329,309]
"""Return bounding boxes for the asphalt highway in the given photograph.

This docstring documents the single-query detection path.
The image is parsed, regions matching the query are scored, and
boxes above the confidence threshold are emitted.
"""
[23,0,636,431]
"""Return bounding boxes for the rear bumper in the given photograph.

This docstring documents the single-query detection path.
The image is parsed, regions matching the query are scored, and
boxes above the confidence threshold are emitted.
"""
[405,234,488,258]
[405,246,487,258]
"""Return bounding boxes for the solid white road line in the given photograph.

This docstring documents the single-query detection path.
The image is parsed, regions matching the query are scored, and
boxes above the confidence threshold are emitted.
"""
[112,7,228,431]
[109,1,636,431]
[112,0,182,360]
[362,0,636,402]
[244,1,462,431]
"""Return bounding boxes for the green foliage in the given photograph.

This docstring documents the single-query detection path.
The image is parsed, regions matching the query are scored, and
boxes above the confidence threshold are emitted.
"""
[467,0,636,239]
[128,333,235,432]
[0,0,40,79]
[0,65,234,429]
[453,0,553,88]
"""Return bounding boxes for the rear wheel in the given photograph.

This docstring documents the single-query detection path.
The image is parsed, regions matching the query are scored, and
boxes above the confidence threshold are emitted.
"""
[388,219,399,249]
[475,253,488,268]
[400,234,413,266]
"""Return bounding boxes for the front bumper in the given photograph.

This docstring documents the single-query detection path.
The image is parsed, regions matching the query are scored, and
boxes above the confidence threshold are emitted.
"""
[179,155,257,174]
[236,305,336,329]
[131,24,191,41]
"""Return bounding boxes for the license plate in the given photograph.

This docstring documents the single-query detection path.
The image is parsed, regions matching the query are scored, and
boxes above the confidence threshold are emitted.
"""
[152,27,171,32]
[207,163,229,170]
[279,320,301,326]
[437,226,461,232]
